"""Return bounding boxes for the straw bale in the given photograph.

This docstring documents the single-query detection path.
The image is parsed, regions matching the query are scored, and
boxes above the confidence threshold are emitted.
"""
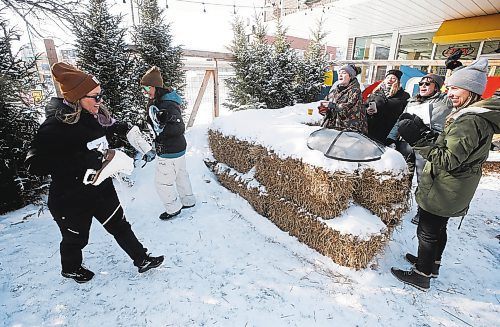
[353,169,411,227]
[255,153,355,219]
[208,162,270,216]
[482,161,500,175]
[267,199,387,269]
[206,159,387,269]
[208,130,267,173]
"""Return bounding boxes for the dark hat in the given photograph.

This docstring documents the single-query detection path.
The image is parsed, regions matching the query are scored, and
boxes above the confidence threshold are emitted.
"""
[141,66,163,88]
[339,64,359,79]
[447,58,488,95]
[420,74,444,89]
[51,62,100,103]
[386,69,403,81]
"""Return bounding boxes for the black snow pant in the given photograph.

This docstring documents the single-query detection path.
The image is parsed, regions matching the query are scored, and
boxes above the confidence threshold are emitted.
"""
[48,181,147,272]
[416,207,449,275]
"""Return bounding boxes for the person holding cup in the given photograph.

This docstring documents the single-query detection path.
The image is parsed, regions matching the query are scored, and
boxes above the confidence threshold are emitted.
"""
[318,63,367,134]
[366,69,410,143]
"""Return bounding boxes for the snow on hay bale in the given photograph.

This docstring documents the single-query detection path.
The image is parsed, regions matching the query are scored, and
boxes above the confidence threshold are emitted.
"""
[207,105,410,268]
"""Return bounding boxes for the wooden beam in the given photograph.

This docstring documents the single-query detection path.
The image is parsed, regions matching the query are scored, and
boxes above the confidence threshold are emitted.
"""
[43,39,62,98]
[182,49,234,61]
[187,70,213,128]
[213,60,220,118]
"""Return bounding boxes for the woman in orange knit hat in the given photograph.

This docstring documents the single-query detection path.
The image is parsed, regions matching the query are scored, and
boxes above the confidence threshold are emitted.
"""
[26,62,163,283]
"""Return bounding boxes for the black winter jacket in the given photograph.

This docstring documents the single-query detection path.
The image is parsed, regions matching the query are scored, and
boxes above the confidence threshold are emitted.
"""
[27,98,125,213]
[152,91,187,157]
[367,87,410,143]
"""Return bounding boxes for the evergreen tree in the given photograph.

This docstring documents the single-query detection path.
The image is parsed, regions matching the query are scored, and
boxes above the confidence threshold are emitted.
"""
[0,18,44,213]
[224,15,268,110]
[294,17,328,103]
[134,0,184,94]
[73,0,139,124]
[264,17,297,108]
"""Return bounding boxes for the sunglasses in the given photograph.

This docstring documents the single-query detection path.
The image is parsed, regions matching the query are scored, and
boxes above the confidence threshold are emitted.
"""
[142,86,152,92]
[83,92,104,102]
[418,82,432,87]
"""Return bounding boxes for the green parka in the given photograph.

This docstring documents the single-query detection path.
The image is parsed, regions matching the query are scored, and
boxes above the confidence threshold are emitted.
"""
[414,96,500,217]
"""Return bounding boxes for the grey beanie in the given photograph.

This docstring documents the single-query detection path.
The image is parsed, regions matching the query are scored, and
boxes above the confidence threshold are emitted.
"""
[339,64,357,79]
[446,58,488,95]
[421,73,444,89]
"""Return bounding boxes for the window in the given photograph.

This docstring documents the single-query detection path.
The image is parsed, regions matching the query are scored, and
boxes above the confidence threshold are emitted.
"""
[397,32,434,60]
[481,40,500,55]
[434,42,480,60]
[353,34,391,60]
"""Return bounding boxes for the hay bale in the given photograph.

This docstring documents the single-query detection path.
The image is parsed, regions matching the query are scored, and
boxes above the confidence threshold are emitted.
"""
[206,160,387,269]
[353,169,411,227]
[255,153,354,219]
[483,161,500,175]
[208,130,267,173]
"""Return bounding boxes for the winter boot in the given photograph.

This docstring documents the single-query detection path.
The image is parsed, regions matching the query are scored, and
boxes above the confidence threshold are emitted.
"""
[137,254,164,273]
[405,253,440,277]
[411,208,420,225]
[126,125,152,155]
[159,209,181,220]
[391,267,431,291]
[61,265,95,283]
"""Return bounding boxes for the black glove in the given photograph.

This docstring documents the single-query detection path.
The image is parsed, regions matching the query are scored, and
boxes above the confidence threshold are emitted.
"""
[398,115,430,146]
[108,121,131,136]
[384,138,396,146]
[445,49,463,70]
[83,149,103,170]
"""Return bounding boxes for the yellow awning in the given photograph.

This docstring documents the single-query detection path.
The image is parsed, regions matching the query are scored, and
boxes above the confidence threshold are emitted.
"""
[432,14,500,44]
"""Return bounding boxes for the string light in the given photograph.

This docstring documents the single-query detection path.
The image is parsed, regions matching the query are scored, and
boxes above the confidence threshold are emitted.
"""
[166,0,169,8]
[203,2,206,13]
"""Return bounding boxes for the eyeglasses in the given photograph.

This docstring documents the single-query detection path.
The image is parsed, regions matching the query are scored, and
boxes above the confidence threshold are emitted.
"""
[418,82,432,87]
[83,92,104,102]
[142,86,151,92]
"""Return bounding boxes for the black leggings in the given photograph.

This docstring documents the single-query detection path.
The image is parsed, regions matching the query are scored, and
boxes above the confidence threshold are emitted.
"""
[416,207,449,275]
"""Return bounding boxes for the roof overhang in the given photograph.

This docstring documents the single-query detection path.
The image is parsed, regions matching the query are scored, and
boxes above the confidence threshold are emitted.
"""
[432,14,500,44]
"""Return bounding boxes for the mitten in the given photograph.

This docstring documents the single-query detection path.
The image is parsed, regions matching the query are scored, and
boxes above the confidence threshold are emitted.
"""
[398,118,430,146]
[384,138,396,146]
[108,121,131,136]
[445,49,463,70]
[83,149,104,170]
[143,149,156,162]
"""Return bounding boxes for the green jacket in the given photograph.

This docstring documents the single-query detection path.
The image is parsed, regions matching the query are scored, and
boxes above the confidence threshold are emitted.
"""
[414,96,500,217]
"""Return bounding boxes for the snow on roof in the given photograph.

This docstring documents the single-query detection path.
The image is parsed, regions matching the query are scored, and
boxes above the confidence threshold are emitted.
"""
[211,102,408,175]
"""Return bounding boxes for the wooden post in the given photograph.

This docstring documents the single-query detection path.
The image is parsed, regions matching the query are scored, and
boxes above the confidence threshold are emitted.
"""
[187,69,213,128]
[43,39,62,98]
[213,59,220,118]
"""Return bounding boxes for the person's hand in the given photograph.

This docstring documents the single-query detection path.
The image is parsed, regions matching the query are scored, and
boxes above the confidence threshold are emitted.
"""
[83,149,103,170]
[385,138,396,146]
[318,101,330,116]
[445,49,463,70]
[143,150,156,163]
[398,116,430,146]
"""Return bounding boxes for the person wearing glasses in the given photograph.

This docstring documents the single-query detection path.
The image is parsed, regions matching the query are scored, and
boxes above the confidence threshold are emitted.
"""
[140,66,195,220]
[26,62,164,283]
[391,58,499,291]
[386,74,453,224]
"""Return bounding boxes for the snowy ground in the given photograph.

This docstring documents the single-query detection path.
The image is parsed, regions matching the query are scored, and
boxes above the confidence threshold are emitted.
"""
[1,113,499,326]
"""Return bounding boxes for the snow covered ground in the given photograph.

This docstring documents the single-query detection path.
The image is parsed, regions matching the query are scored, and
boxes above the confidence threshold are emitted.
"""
[1,107,499,326]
